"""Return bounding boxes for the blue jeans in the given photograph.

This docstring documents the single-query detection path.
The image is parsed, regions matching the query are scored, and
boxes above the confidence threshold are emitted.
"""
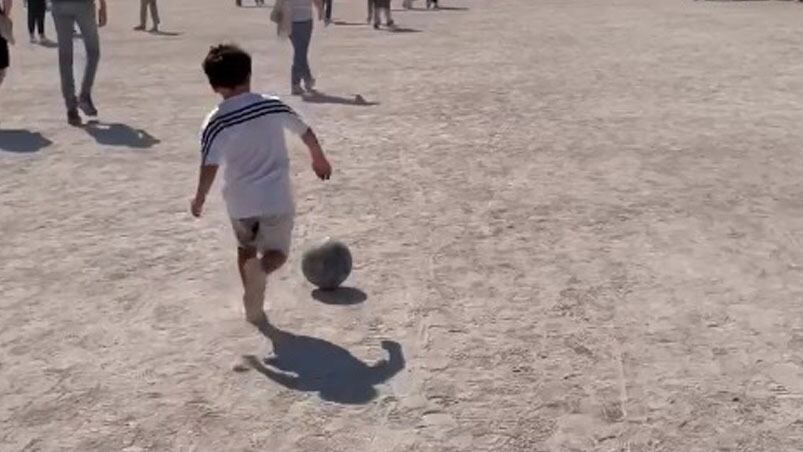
[290,20,313,87]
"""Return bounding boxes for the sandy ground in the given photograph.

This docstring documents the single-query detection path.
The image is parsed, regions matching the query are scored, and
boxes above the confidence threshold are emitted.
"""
[2,0,803,450]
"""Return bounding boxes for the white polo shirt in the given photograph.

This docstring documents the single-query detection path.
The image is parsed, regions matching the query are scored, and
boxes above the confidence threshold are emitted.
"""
[200,92,309,219]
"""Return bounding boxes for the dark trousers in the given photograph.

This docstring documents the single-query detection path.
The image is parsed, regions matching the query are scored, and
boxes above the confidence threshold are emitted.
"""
[324,0,333,21]
[28,0,47,36]
[290,20,313,86]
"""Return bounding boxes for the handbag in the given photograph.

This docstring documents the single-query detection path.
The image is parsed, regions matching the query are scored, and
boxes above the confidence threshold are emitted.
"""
[270,0,286,24]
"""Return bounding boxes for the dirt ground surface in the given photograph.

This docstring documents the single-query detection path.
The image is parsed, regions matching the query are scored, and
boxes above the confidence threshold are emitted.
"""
[2,0,803,450]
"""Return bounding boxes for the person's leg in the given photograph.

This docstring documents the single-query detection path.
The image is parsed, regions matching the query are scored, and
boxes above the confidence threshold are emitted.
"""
[150,0,160,31]
[261,250,287,274]
[238,247,268,325]
[296,20,313,89]
[290,21,312,94]
[324,0,332,22]
[28,1,37,40]
[240,248,286,327]
[385,5,394,26]
[0,37,7,89]
[0,30,7,89]
[367,0,374,23]
[52,4,79,113]
[74,2,100,113]
[136,0,147,29]
[35,0,47,39]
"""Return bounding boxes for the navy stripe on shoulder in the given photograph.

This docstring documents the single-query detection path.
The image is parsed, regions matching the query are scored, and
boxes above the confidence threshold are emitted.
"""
[200,105,294,163]
[202,99,285,143]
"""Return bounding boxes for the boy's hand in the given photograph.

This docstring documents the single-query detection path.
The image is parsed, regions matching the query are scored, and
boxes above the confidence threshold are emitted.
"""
[190,196,205,218]
[312,156,332,180]
[98,4,108,27]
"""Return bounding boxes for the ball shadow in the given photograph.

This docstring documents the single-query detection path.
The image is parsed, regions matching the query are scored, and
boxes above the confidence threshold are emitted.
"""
[312,287,368,305]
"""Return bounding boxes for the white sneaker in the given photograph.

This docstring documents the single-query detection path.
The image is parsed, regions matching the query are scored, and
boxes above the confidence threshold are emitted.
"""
[243,259,267,324]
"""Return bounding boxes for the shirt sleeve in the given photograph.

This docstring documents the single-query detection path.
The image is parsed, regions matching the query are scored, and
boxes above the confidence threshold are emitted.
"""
[199,109,224,166]
[280,105,310,136]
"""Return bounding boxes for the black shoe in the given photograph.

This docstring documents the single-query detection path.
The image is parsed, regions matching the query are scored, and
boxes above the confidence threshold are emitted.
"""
[78,95,98,117]
[67,109,82,127]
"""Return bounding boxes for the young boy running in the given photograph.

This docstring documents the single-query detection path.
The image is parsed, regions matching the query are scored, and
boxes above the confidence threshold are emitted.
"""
[191,44,332,334]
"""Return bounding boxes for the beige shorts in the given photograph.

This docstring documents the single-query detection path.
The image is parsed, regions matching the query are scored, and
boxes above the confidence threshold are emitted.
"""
[231,213,294,255]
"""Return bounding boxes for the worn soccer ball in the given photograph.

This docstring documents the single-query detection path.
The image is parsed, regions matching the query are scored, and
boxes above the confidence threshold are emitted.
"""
[301,238,353,290]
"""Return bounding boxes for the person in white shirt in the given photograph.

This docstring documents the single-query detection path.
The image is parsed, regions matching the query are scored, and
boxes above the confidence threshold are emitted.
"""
[191,44,332,335]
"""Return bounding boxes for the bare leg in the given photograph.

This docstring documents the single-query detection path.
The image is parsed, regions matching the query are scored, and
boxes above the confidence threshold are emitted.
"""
[237,246,257,287]
[0,69,5,89]
[260,250,287,274]
[238,247,286,334]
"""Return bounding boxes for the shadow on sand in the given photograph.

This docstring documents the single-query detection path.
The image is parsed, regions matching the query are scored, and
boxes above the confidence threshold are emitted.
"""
[0,130,53,153]
[83,121,160,149]
[244,324,405,405]
[333,20,368,26]
[387,26,422,33]
[397,6,470,11]
[302,91,379,106]
[312,287,368,305]
[149,30,183,37]
[38,39,59,48]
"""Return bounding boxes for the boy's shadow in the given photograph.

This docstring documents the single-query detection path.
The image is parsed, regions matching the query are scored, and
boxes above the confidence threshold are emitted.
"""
[244,325,405,405]
[83,121,160,149]
[302,91,379,106]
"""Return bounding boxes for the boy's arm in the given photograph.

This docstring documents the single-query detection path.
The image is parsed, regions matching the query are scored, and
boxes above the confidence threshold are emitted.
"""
[190,164,219,217]
[301,128,332,180]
